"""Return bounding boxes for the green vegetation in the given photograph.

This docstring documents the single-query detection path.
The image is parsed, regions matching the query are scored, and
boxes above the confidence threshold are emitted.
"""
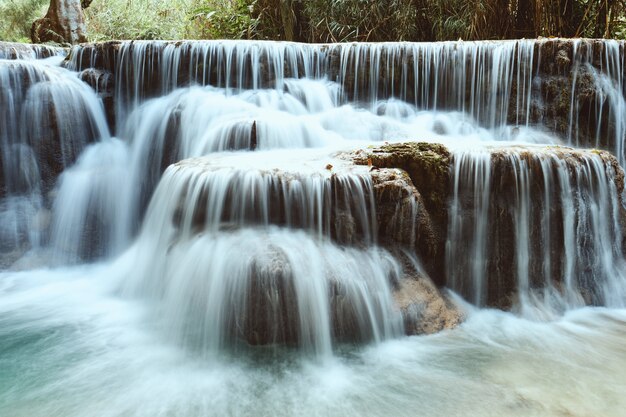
[2,0,626,43]
[85,0,193,41]
[0,0,48,42]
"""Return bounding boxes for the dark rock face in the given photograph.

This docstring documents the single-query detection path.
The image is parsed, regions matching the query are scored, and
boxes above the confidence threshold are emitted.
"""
[240,249,299,346]
[78,68,115,133]
[352,142,451,284]
[513,39,623,153]
[352,142,626,308]
[475,147,626,307]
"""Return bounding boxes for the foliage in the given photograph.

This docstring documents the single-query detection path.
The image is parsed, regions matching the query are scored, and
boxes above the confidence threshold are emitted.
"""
[0,0,48,42]
[2,0,626,43]
[301,0,417,42]
[190,0,259,39]
[427,0,512,40]
[85,0,194,41]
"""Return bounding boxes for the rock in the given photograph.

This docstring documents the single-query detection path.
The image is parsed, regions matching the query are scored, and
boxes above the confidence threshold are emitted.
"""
[242,248,299,346]
[394,276,462,335]
[31,0,88,45]
[555,49,571,72]
[449,145,626,307]
[353,142,451,223]
[79,68,115,131]
[352,142,451,283]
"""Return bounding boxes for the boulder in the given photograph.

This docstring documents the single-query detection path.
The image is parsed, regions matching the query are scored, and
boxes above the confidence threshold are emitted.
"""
[31,0,88,45]
[394,276,462,335]
[352,142,451,283]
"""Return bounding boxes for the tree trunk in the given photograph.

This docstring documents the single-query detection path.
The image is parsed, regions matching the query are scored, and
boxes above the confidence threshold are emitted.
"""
[31,0,88,45]
[595,0,616,38]
[515,0,536,38]
[279,0,295,41]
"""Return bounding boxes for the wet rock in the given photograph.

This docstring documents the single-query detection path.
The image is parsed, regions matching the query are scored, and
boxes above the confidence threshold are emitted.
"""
[352,142,451,283]
[353,142,450,222]
[394,276,462,335]
[450,146,626,307]
[79,68,115,130]
[242,248,299,346]
[79,68,113,94]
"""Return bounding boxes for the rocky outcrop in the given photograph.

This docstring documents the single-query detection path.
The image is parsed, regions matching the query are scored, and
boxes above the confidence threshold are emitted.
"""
[352,142,451,284]
[394,276,462,335]
[350,142,626,308]
[31,0,88,45]
[160,155,464,346]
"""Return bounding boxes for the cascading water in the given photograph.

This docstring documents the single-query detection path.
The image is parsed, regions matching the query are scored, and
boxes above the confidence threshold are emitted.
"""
[2,39,626,416]
[0,55,109,264]
[446,146,626,313]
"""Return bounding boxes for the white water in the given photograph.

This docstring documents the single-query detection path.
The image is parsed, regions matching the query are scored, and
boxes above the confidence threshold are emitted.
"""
[0,56,109,261]
[2,266,626,416]
[2,39,626,416]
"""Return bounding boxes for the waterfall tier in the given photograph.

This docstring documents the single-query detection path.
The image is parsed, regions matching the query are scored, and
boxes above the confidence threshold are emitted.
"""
[68,39,626,164]
[0,58,109,261]
[1,39,626,353]
[0,41,65,60]
[353,142,626,310]
[117,155,460,355]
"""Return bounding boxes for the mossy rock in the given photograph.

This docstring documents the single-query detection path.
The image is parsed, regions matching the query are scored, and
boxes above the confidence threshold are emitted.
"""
[354,142,451,227]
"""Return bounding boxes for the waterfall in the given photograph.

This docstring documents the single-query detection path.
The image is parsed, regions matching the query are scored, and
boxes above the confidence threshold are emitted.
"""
[2,38,626,355]
[0,41,65,60]
[115,157,401,356]
[4,37,626,416]
[446,146,626,313]
[0,58,109,262]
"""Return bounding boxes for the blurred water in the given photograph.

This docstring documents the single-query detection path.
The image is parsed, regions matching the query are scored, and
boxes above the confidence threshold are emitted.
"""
[2,39,626,416]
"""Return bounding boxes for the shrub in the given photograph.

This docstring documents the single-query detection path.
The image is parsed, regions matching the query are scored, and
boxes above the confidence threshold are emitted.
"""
[85,0,193,41]
[0,0,48,42]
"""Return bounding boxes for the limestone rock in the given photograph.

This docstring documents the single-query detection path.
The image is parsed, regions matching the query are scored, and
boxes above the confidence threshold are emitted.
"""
[394,276,462,335]
[352,142,451,284]
[31,0,88,45]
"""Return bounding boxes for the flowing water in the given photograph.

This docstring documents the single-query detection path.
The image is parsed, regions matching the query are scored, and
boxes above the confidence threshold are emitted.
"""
[1,39,626,416]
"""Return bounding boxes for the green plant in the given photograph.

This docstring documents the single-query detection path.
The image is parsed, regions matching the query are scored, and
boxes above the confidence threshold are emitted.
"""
[190,0,260,39]
[0,0,48,42]
[85,0,194,41]
[301,0,417,43]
